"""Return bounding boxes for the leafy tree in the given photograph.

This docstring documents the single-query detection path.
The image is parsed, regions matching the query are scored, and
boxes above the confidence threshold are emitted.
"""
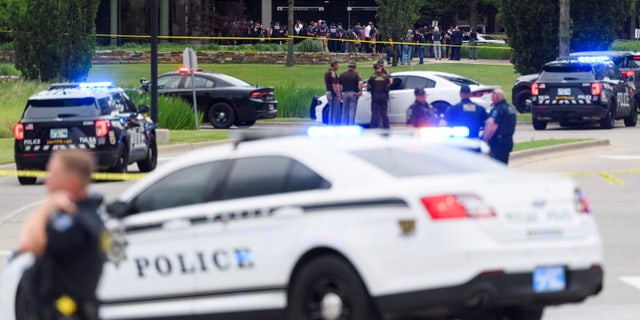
[570,0,628,51]
[12,0,99,82]
[375,0,424,66]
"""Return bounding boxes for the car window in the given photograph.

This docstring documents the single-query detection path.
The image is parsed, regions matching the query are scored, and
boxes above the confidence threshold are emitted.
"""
[131,162,224,213]
[22,98,100,119]
[158,75,183,89]
[539,64,595,81]
[185,76,216,89]
[97,97,112,115]
[349,146,505,177]
[210,73,252,87]
[403,76,435,90]
[436,74,480,86]
[390,77,404,90]
[218,156,329,200]
[113,92,136,113]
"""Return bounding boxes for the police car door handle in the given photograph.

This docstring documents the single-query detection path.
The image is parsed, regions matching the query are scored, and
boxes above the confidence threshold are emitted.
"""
[162,218,192,230]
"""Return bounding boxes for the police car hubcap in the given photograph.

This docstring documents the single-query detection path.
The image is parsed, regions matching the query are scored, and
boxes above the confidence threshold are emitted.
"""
[320,292,344,320]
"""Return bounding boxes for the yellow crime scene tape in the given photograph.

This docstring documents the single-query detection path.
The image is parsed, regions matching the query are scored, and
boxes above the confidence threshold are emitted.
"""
[0,170,146,181]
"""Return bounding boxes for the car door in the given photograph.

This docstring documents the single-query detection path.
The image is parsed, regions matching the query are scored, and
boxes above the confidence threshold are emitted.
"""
[388,76,431,123]
[99,162,220,319]
[604,65,633,115]
[157,74,185,98]
[191,155,331,315]
[112,92,148,160]
[183,74,217,108]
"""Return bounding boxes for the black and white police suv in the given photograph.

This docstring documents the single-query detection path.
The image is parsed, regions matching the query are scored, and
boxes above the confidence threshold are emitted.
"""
[1,128,603,320]
[12,82,157,185]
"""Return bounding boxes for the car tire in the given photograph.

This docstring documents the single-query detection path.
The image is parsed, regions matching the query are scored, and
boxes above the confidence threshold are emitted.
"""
[515,89,532,113]
[208,102,236,129]
[503,306,544,320]
[286,255,380,320]
[110,146,128,174]
[137,141,157,172]
[17,175,37,186]
[532,118,547,130]
[624,101,638,127]
[600,105,615,129]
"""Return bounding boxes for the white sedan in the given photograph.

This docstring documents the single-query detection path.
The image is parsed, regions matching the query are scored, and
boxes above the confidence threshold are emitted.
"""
[1,128,602,320]
[310,71,499,126]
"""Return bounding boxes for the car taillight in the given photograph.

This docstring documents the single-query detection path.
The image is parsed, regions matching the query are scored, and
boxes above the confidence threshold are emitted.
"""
[471,90,491,98]
[421,194,496,220]
[624,70,635,78]
[13,123,24,140]
[95,120,110,137]
[250,91,264,99]
[591,82,603,96]
[575,188,591,214]
[531,83,539,96]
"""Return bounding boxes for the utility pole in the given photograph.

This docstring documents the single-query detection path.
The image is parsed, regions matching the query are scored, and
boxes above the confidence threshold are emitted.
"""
[286,0,295,67]
[559,0,570,58]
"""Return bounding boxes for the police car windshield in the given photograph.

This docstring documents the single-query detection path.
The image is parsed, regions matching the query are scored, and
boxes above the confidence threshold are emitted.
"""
[349,145,505,177]
[539,64,595,82]
[23,98,100,119]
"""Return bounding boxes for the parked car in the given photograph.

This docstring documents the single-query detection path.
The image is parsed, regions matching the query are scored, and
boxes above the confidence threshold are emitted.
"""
[1,127,603,320]
[464,34,507,45]
[140,68,278,129]
[310,71,499,126]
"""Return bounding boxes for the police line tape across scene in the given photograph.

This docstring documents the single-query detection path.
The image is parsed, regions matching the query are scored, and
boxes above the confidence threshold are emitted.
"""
[0,170,146,181]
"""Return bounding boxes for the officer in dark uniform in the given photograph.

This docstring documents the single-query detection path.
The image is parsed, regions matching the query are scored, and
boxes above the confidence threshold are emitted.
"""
[19,149,106,320]
[324,61,341,125]
[339,61,363,125]
[441,84,488,138]
[483,88,517,164]
[367,63,392,128]
[407,87,439,127]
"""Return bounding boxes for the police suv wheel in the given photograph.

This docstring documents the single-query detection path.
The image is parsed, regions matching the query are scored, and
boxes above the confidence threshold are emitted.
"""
[532,118,547,130]
[17,176,37,186]
[624,101,638,127]
[209,102,236,129]
[286,256,379,320]
[137,142,157,172]
[600,106,615,129]
[515,90,532,113]
[111,147,128,174]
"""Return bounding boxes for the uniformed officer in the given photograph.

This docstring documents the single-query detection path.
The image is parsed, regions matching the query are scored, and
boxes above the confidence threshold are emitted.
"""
[407,87,439,127]
[324,61,341,125]
[367,63,392,128]
[339,61,363,125]
[19,149,106,320]
[483,88,517,164]
[440,84,488,138]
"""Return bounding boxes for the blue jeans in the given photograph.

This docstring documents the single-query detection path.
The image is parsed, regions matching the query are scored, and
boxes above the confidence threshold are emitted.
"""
[403,45,412,64]
[433,41,442,59]
[417,45,424,63]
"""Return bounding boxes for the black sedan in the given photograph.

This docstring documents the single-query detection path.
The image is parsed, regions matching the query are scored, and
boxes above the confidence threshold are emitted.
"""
[141,69,278,128]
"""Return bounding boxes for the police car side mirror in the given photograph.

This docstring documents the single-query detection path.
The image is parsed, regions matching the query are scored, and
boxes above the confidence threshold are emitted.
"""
[106,200,131,219]
[138,104,151,113]
[140,77,148,84]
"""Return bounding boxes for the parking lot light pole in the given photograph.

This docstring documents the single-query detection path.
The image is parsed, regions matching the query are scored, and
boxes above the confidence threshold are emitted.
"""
[150,0,159,124]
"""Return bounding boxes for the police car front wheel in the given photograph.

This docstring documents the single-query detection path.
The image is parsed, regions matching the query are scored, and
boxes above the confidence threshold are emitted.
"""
[286,256,380,320]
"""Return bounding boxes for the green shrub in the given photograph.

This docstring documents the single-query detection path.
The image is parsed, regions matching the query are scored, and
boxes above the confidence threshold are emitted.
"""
[0,64,20,76]
[0,41,13,50]
[274,83,324,118]
[459,44,512,60]
[125,90,202,130]
[295,39,323,52]
[0,81,49,138]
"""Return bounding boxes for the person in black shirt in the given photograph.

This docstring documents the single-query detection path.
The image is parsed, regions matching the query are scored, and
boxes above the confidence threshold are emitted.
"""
[324,61,341,125]
[483,89,517,164]
[407,87,439,127]
[367,63,392,128]
[468,27,479,60]
[441,84,488,138]
[451,25,463,61]
[339,61,363,125]
[19,149,106,320]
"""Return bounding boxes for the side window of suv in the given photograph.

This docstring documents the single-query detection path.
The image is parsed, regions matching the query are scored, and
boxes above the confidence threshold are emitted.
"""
[218,156,329,200]
[131,161,226,214]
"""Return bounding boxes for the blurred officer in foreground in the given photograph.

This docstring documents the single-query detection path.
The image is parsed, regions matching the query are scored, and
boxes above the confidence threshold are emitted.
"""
[440,84,488,138]
[339,61,363,125]
[367,63,392,128]
[407,87,439,127]
[19,149,106,320]
[483,88,517,164]
[324,61,341,125]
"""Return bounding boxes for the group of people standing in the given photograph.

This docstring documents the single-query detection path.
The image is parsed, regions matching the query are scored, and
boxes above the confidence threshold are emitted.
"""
[324,60,516,164]
[390,25,478,65]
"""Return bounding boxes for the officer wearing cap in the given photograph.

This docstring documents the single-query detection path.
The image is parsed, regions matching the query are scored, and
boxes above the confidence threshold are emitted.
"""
[483,88,517,164]
[367,63,392,128]
[339,61,363,125]
[407,87,439,127]
[440,84,488,138]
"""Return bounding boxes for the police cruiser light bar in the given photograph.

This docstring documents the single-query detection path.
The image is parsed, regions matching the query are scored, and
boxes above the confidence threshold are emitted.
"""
[575,56,611,63]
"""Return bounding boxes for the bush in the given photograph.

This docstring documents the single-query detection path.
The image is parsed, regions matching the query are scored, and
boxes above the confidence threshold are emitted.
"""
[274,83,323,118]
[125,90,202,130]
[295,39,323,52]
[460,44,512,60]
[0,81,49,138]
[0,64,20,76]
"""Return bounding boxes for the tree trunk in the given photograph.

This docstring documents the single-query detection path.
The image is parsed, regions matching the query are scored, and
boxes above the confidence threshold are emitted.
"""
[286,0,294,67]
[559,0,570,58]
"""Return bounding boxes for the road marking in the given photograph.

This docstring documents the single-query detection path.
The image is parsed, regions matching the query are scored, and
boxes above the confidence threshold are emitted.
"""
[0,200,43,226]
[620,276,640,290]
[600,155,640,160]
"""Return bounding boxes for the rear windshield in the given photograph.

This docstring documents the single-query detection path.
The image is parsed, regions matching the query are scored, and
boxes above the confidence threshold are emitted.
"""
[539,64,595,81]
[349,145,504,177]
[436,74,480,86]
[22,98,100,119]
[212,73,251,87]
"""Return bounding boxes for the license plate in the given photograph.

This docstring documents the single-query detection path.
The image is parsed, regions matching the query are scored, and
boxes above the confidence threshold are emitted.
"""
[533,266,566,293]
[50,128,68,139]
[557,88,571,95]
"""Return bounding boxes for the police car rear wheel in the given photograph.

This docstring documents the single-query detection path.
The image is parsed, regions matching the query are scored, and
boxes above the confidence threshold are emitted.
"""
[137,141,157,172]
[624,102,638,127]
[17,175,37,185]
[600,105,615,129]
[532,118,547,130]
[111,147,128,174]
[287,256,379,320]
[209,102,236,129]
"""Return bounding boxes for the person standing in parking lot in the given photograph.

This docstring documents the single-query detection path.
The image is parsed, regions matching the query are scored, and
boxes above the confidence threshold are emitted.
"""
[440,84,488,138]
[407,87,439,127]
[325,61,341,125]
[339,61,363,125]
[19,149,106,320]
[483,88,517,164]
[468,27,479,60]
[367,63,392,128]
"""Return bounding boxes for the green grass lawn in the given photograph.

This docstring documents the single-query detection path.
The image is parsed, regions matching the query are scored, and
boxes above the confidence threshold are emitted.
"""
[512,139,590,152]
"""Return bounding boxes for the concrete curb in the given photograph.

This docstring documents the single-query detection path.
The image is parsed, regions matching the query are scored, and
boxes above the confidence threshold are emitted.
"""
[158,140,230,154]
[510,139,610,161]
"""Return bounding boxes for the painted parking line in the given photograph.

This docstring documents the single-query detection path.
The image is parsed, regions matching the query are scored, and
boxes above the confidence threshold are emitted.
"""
[620,277,640,290]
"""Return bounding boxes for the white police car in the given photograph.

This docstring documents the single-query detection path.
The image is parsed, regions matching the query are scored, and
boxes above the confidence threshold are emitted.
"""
[1,127,603,320]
